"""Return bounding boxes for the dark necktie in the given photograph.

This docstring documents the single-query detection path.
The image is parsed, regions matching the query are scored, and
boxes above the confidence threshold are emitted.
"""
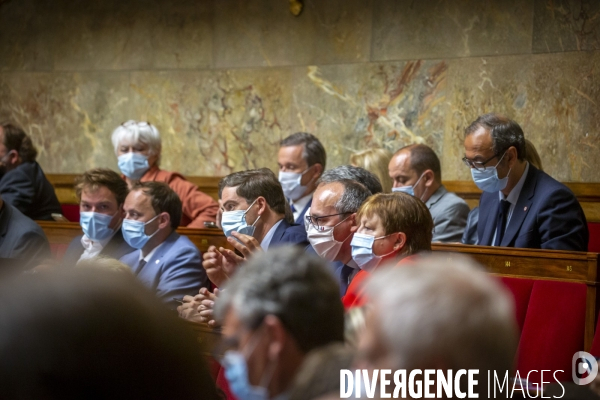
[494,200,511,247]
[290,203,297,213]
[137,259,147,273]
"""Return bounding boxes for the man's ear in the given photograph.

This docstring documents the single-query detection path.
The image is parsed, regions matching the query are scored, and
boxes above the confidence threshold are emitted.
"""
[506,146,518,167]
[423,169,435,187]
[264,315,286,361]
[7,150,19,165]
[392,232,407,252]
[158,212,171,229]
[255,196,269,217]
[312,163,324,180]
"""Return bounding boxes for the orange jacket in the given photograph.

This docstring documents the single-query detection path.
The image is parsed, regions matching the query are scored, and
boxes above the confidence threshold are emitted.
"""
[342,254,420,309]
[140,166,219,228]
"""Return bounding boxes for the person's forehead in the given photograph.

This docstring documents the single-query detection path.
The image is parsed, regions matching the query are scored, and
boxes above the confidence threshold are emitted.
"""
[119,137,147,147]
[124,189,151,208]
[81,185,118,204]
[360,212,381,225]
[465,127,494,153]
[278,145,306,163]
[313,182,343,211]
[389,151,414,174]
[221,186,244,203]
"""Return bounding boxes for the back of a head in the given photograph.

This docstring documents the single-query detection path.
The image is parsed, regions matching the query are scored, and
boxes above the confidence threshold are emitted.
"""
[75,168,129,206]
[465,113,527,161]
[1,123,38,162]
[131,181,182,229]
[0,268,219,399]
[357,192,433,255]
[366,254,517,374]
[319,165,383,195]
[280,132,327,169]
[215,246,344,353]
[350,148,393,192]
[396,144,442,182]
[218,168,287,215]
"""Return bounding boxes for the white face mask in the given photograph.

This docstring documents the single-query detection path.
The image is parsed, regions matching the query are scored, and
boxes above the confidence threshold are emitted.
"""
[279,167,312,201]
[305,207,353,262]
[220,199,260,238]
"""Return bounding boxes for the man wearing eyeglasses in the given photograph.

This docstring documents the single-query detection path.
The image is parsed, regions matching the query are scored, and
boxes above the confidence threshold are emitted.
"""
[463,113,588,251]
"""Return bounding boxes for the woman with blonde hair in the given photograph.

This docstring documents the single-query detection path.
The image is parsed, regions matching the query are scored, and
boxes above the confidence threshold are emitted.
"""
[349,148,393,193]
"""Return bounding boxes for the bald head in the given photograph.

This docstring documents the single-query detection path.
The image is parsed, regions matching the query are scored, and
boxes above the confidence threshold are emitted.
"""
[388,144,441,202]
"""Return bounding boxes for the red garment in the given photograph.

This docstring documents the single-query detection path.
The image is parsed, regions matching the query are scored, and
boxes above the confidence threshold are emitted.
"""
[139,166,219,228]
[342,254,420,309]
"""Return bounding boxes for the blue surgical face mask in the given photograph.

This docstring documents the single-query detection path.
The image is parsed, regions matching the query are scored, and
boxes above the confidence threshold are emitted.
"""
[222,351,269,400]
[118,152,150,180]
[279,167,312,201]
[351,232,399,272]
[470,152,511,193]
[391,172,425,198]
[80,211,117,242]
[221,199,260,238]
[121,215,160,249]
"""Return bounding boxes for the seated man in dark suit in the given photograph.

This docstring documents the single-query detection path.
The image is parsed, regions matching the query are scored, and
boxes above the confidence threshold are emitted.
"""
[119,182,208,309]
[63,169,133,265]
[0,194,51,271]
[463,113,588,251]
[201,168,309,288]
[0,123,62,220]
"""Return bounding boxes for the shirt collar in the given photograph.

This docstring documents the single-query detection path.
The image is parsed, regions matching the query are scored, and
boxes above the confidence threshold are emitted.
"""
[81,228,118,250]
[500,162,529,205]
[139,241,165,262]
[290,192,312,210]
[260,219,284,250]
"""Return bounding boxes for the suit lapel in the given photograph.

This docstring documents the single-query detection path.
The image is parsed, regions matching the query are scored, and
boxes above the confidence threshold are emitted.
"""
[479,193,499,246]
[271,219,290,247]
[501,166,537,247]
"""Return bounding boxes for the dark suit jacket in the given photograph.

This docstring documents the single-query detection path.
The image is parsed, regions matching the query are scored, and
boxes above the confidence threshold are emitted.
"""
[305,244,352,296]
[294,199,312,226]
[477,166,588,251]
[62,228,134,266]
[0,161,62,221]
[119,231,208,309]
[268,219,309,248]
[0,203,51,269]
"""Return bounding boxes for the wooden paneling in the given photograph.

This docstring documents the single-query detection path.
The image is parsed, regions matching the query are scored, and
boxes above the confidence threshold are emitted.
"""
[47,174,600,222]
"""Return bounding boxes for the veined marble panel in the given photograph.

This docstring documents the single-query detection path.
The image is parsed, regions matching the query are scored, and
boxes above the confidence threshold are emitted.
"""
[533,0,600,53]
[0,72,131,172]
[444,51,600,182]
[214,0,372,68]
[291,60,448,169]
[129,68,292,176]
[372,0,533,61]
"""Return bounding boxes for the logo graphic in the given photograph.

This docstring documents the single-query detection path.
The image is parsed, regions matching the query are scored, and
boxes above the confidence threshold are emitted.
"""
[572,351,598,385]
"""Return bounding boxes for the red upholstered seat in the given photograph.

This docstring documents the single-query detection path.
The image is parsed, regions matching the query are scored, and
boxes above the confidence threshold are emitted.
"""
[516,280,587,384]
[60,204,80,222]
[588,223,600,253]
[499,277,534,334]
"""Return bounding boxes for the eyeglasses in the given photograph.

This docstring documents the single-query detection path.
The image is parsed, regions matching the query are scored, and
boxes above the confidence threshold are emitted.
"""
[305,212,349,231]
[462,151,505,171]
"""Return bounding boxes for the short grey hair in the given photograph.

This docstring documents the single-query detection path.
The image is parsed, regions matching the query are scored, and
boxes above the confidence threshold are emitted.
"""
[280,132,327,169]
[215,247,344,353]
[318,179,371,215]
[319,165,382,195]
[111,120,162,160]
[366,254,517,373]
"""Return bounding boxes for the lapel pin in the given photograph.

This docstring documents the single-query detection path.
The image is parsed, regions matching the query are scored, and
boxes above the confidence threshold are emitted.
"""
[155,260,160,264]
[524,206,528,212]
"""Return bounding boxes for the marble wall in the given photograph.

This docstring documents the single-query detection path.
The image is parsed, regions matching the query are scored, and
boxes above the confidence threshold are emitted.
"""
[0,0,598,181]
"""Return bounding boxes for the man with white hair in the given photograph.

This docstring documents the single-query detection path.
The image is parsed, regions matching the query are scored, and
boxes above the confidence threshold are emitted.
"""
[357,254,517,398]
[214,246,344,400]
[111,120,218,228]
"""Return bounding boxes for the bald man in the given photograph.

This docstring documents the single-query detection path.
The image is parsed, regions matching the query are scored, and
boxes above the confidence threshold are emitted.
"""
[389,144,469,242]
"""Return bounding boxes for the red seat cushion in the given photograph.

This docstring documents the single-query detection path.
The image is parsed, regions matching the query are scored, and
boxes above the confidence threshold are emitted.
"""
[499,277,534,334]
[61,204,80,222]
[516,280,587,383]
[588,222,600,253]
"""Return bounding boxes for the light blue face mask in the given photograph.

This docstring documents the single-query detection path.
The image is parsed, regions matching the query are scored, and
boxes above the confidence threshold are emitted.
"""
[470,152,510,193]
[118,152,150,180]
[222,351,269,400]
[350,232,398,272]
[221,199,260,238]
[121,215,160,249]
[391,172,425,198]
[80,211,117,241]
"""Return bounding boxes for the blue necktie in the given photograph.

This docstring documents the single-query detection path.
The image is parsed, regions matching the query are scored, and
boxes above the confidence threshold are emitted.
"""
[494,200,511,246]
[290,203,297,213]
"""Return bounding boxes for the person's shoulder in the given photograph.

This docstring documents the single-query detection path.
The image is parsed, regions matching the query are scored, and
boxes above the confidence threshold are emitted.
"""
[0,162,32,184]
[283,223,308,243]
[533,169,573,195]
[7,205,44,234]
[169,232,201,254]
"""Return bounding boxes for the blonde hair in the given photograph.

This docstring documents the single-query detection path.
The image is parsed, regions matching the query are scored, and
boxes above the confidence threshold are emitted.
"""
[525,139,543,171]
[349,148,393,193]
[76,256,133,274]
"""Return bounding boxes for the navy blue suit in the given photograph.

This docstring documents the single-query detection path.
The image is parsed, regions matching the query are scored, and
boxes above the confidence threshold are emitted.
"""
[268,219,309,248]
[0,161,62,221]
[62,228,134,266]
[477,166,588,251]
[120,231,208,309]
[305,244,353,296]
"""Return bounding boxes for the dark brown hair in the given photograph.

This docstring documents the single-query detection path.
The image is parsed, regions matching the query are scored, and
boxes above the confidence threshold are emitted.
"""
[280,132,327,169]
[465,113,527,161]
[1,123,38,162]
[131,181,182,230]
[218,168,286,215]
[75,168,129,206]
[397,144,442,182]
[357,192,433,255]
